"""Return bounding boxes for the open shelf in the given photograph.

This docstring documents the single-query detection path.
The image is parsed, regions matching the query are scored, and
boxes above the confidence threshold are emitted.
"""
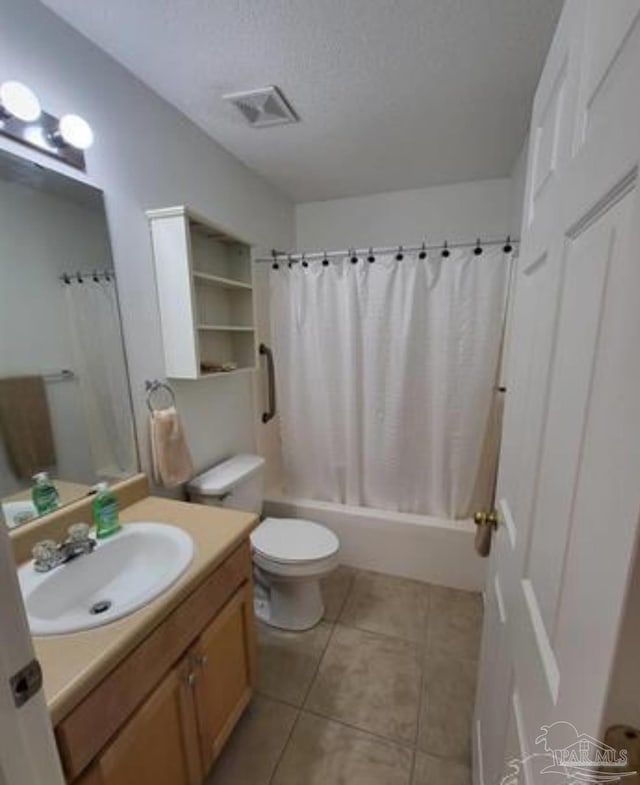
[199,367,256,380]
[195,284,253,329]
[193,271,253,291]
[197,324,255,332]
[198,329,255,377]
[190,227,252,284]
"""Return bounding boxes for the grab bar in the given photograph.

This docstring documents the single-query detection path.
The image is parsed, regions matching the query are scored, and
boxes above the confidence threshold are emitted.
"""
[259,343,277,423]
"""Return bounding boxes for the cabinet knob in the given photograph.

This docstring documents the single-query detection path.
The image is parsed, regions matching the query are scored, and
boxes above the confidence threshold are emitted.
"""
[195,654,208,668]
[186,672,197,687]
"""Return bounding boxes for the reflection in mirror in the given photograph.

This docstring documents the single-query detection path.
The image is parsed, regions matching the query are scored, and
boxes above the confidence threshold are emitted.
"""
[0,150,138,530]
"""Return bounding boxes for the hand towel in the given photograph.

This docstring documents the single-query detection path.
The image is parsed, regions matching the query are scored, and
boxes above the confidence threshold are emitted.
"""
[150,406,194,488]
[0,376,56,479]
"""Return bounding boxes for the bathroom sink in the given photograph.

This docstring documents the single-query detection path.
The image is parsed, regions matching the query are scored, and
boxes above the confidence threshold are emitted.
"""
[18,522,194,636]
[3,499,38,529]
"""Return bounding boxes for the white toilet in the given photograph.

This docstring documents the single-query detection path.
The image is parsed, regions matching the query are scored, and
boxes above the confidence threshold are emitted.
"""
[187,454,339,631]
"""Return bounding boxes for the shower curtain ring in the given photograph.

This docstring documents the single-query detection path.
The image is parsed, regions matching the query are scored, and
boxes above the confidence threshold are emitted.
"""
[350,248,358,264]
[396,245,404,261]
[322,251,329,267]
[419,241,427,260]
[442,241,450,258]
[302,253,308,268]
[367,247,375,263]
[474,238,483,256]
[288,254,294,269]
[503,235,513,253]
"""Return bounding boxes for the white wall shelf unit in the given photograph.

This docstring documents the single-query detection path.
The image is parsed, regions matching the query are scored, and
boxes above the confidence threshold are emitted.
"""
[147,206,255,379]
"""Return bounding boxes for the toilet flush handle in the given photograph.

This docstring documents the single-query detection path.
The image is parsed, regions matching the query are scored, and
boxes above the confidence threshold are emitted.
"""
[209,491,231,503]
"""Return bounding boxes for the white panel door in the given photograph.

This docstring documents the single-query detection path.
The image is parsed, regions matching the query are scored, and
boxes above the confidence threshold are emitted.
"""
[474,2,640,784]
[0,521,65,785]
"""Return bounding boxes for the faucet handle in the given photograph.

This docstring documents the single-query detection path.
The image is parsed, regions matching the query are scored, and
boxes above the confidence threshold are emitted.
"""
[33,539,57,559]
[32,539,61,572]
[67,522,91,542]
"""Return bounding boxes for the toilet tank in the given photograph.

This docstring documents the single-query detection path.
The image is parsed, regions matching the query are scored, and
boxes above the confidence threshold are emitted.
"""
[187,454,265,514]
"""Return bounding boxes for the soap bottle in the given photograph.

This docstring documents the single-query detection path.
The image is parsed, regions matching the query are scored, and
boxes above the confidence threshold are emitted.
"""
[91,482,120,538]
[31,472,60,515]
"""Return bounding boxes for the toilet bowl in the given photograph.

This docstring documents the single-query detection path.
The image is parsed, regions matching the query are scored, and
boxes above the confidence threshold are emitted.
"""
[251,516,339,630]
[187,455,340,631]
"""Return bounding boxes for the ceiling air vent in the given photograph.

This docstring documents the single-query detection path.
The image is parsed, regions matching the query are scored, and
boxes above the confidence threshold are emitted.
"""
[223,85,299,128]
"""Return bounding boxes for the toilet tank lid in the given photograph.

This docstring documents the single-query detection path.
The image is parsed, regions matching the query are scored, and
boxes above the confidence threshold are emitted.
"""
[188,454,265,495]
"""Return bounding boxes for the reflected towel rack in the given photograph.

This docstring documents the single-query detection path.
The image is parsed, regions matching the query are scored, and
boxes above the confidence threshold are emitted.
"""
[60,269,115,284]
[43,369,76,382]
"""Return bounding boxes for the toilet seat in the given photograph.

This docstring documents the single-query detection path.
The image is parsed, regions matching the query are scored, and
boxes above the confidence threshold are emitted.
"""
[251,517,339,565]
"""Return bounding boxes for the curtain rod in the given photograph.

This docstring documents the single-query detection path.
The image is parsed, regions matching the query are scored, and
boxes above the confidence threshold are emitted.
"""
[255,236,519,265]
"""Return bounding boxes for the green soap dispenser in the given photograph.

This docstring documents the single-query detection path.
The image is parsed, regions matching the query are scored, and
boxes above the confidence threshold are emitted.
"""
[91,482,120,538]
[31,471,60,515]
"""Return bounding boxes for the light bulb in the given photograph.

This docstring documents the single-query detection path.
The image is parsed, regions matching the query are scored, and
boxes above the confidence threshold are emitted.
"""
[58,114,93,150]
[0,80,41,122]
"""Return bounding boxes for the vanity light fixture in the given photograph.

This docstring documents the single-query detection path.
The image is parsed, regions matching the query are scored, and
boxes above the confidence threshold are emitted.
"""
[56,114,94,150]
[0,79,93,171]
[0,80,41,122]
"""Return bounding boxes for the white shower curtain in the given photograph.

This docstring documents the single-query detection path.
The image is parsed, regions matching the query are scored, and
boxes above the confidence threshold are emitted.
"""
[65,278,137,479]
[270,247,511,519]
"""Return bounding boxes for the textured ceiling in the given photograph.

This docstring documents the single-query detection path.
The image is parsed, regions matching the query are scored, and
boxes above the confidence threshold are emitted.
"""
[41,0,563,202]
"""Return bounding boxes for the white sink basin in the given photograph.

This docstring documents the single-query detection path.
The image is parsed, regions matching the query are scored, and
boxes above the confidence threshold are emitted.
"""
[18,522,194,636]
[3,499,38,529]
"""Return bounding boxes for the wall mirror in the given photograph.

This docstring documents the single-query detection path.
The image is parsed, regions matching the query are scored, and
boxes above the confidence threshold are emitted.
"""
[0,149,138,530]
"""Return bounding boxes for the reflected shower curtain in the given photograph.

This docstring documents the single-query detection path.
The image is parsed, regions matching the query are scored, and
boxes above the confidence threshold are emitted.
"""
[65,278,136,479]
[270,248,512,518]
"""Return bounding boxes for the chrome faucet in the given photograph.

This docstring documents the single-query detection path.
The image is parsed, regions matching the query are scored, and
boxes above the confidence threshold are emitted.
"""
[32,523,96,572]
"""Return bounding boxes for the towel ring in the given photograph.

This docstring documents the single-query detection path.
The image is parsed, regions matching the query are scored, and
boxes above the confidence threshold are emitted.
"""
[145,380,176,413]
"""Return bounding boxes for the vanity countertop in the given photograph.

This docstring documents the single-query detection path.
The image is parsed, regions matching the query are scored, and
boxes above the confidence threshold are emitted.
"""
[31,495,257,725]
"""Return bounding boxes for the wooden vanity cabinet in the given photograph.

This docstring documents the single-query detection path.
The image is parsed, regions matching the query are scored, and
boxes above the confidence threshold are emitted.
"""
[62,543,256,785]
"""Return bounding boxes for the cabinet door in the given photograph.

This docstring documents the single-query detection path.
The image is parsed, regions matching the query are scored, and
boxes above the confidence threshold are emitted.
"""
[192,582,257,772]
[95,657,201,785]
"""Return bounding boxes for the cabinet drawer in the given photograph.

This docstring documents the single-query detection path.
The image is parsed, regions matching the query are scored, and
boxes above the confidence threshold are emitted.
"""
[57,540,251,781]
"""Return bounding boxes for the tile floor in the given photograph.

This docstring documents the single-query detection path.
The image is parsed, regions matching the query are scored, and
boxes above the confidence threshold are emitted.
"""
[206,566,483,785]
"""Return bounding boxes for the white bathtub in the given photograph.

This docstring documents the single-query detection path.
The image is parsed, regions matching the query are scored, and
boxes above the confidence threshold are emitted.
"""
[264,493,486,592]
